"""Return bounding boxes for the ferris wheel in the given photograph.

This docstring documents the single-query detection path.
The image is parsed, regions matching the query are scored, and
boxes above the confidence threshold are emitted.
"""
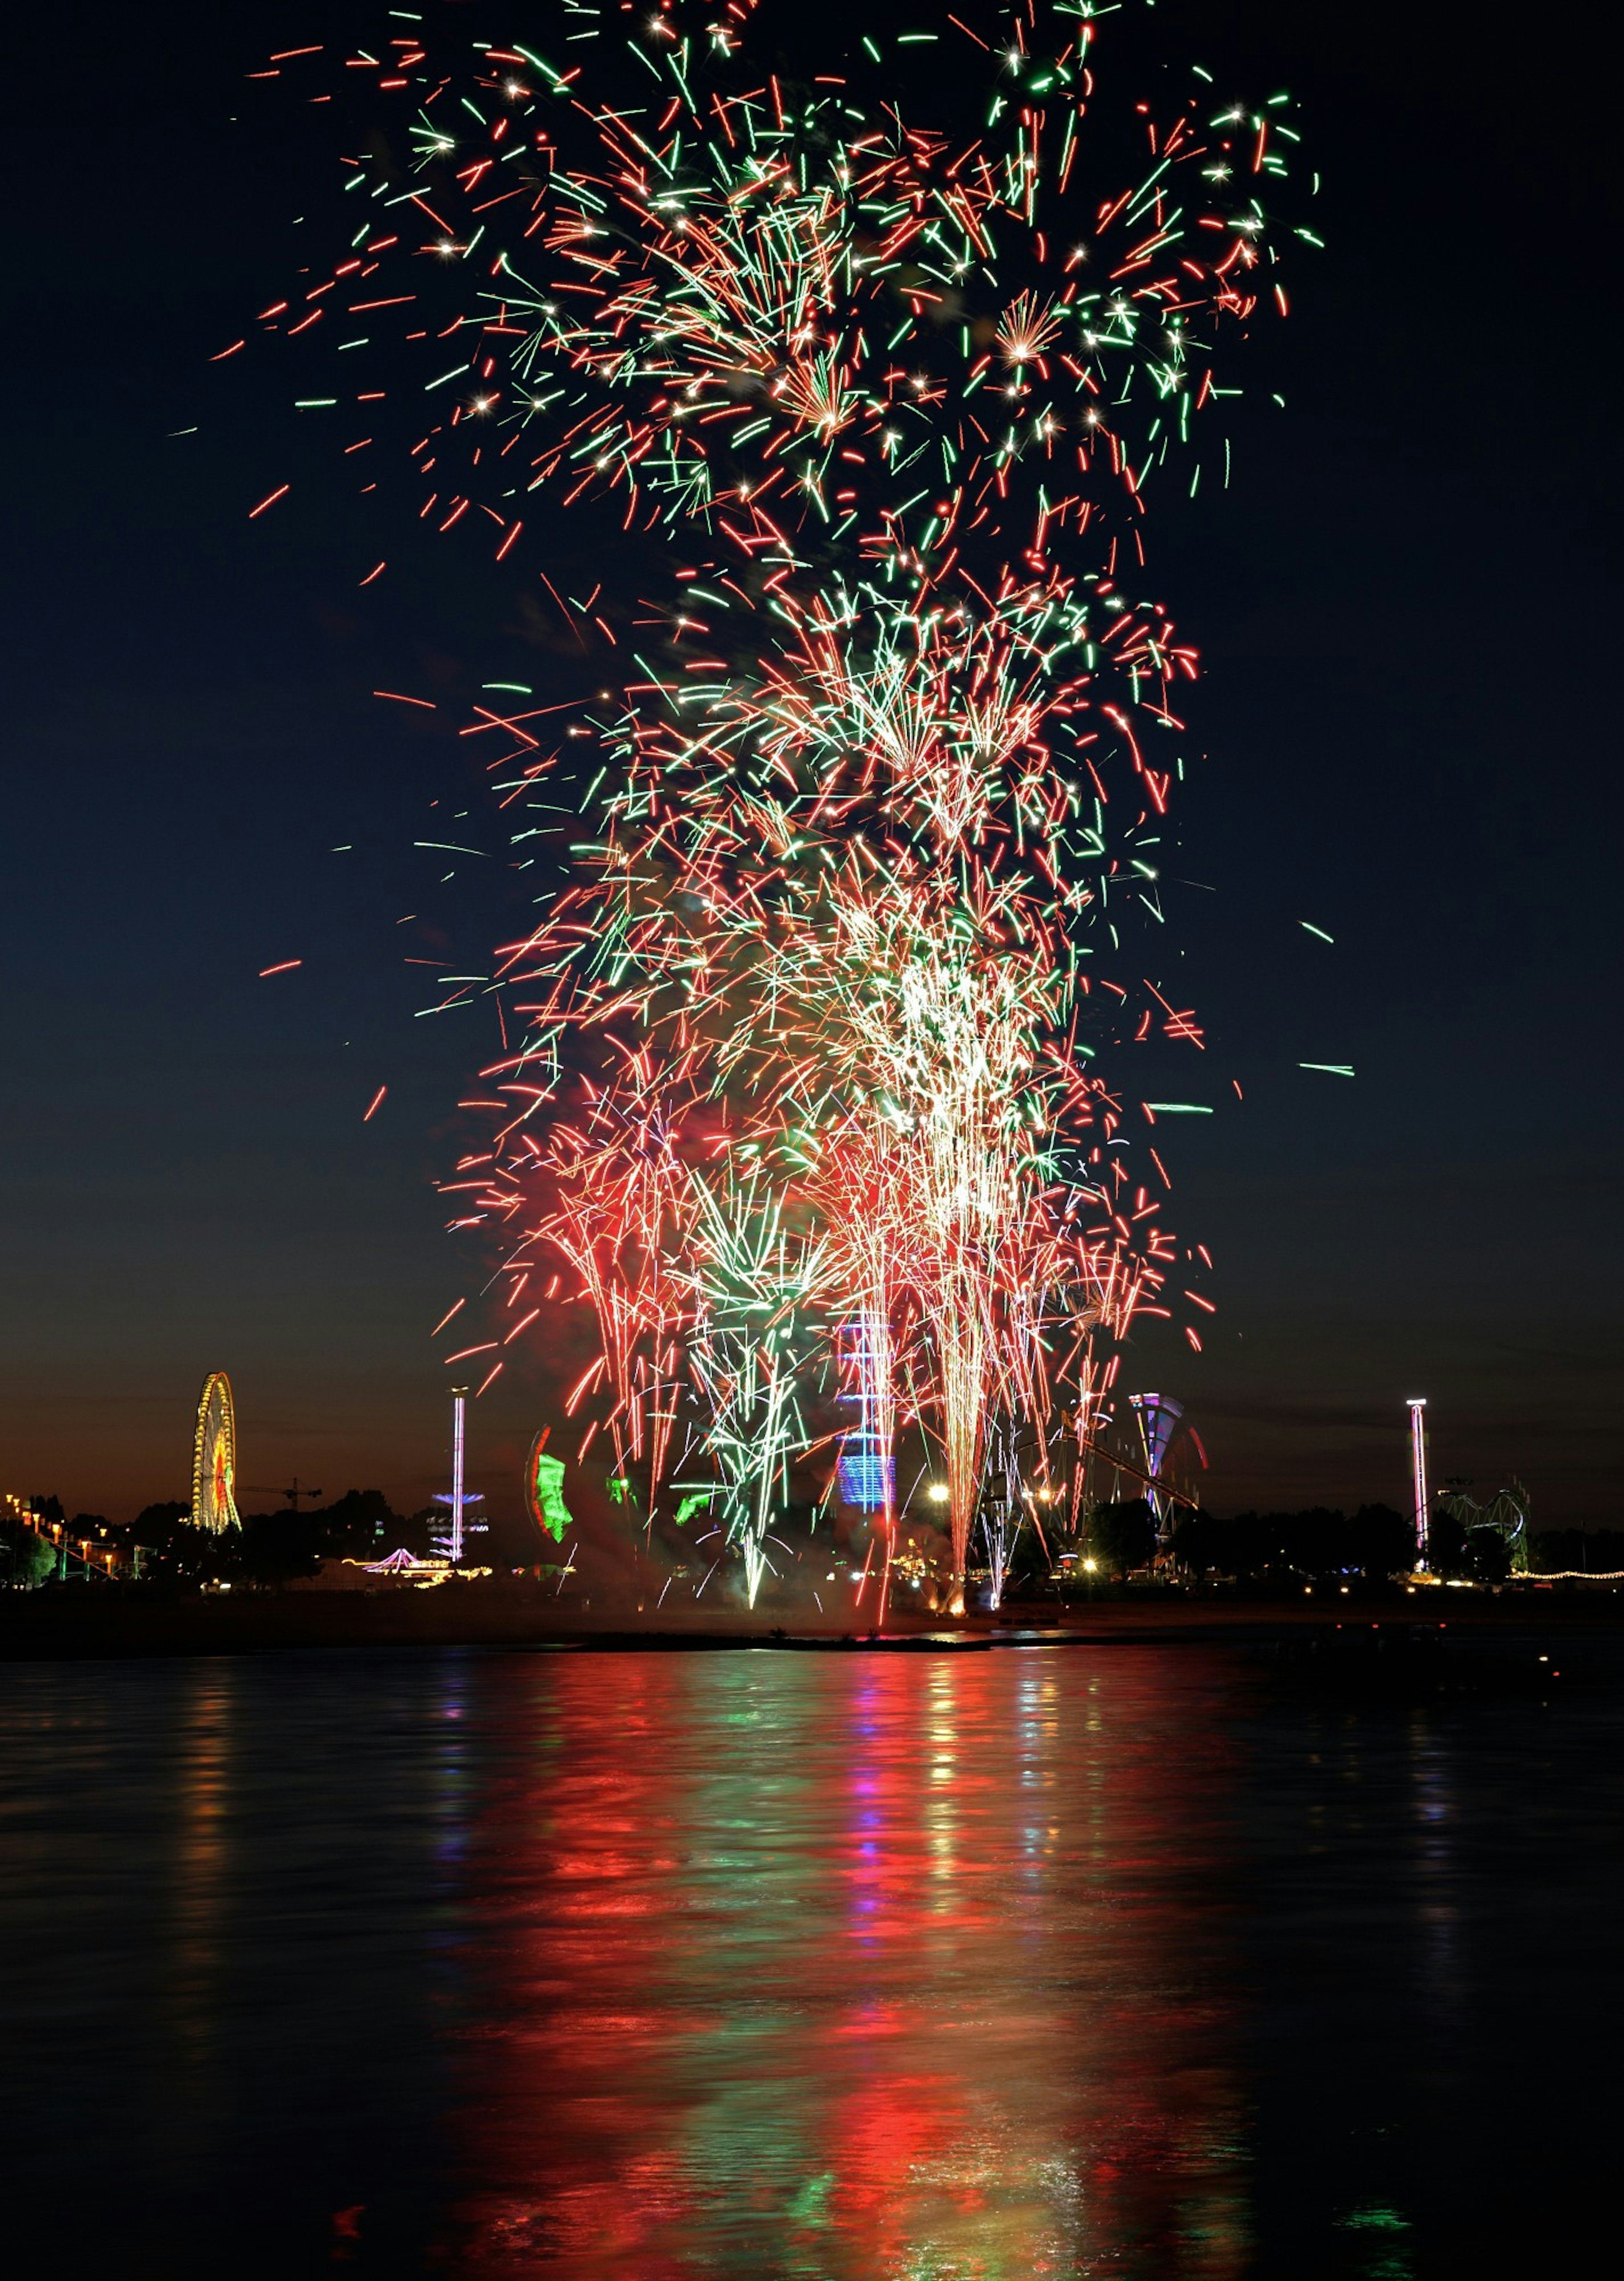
[190,1371,241,1534]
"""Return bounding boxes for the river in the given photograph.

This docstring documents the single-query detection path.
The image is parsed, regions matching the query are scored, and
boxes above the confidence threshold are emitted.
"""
[3,1642,1619,2275]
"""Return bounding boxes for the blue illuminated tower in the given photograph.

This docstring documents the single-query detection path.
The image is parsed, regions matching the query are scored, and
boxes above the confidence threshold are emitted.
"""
[835,1310,894,1514]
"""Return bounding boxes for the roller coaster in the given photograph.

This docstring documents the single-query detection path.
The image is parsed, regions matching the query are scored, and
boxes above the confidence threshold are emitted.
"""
[1433,1478,1532,1573]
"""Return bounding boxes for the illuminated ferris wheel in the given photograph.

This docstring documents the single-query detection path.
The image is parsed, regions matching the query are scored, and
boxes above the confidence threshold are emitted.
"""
[190,1371,241,1534]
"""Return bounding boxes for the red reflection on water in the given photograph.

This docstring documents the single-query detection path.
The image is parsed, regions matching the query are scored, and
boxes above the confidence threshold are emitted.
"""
[436,1650,1251,2278]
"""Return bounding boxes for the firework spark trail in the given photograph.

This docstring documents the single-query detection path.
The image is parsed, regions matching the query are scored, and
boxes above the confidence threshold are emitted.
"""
[534,1078,694,1498]
[255,2,1306,1605]
[257,2,1303,601]
[683,1163,825,1605]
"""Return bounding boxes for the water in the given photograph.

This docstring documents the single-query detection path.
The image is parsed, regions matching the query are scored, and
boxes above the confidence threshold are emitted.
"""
[2,1644,1619,2276]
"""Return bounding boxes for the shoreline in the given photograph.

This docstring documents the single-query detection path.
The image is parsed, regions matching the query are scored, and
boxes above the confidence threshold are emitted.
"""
[3,1581,1622,1665]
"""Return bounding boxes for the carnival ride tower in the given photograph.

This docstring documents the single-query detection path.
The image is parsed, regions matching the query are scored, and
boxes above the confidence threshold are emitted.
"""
[1407,1398,1430,1571]
[1128,1392,1185,1543]
[431,1387,476,1562]
[835,1309,894,1518]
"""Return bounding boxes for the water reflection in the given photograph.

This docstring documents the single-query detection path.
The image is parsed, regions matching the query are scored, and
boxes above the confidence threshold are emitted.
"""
[439,1651,1250,2276]
[168,1662,235,2081]
[6,1646,1624,2277]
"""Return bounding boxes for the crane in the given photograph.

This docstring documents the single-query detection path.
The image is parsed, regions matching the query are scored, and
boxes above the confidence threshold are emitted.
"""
[243,1478,325,1512]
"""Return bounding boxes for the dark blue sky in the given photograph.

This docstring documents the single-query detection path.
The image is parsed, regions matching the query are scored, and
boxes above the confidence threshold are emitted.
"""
[4,0,1620,1524]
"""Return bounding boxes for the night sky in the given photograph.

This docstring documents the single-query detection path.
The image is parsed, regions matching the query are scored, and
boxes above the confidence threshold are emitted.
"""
[5,0,1620,1528]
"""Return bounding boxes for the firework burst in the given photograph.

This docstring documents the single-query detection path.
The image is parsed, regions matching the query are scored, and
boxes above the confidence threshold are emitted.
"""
[252,1,1308,1609]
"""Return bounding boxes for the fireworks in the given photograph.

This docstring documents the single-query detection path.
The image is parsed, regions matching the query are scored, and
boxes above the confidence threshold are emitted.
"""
[252,1,1308,1611]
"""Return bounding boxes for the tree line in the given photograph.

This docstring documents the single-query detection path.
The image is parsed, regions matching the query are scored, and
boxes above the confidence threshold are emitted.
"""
[1,1490,428,1587]
[1074,1499,1565,1588]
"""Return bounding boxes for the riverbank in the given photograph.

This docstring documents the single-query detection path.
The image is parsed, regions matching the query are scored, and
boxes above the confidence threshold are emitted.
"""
[3,1576,1621,1665]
